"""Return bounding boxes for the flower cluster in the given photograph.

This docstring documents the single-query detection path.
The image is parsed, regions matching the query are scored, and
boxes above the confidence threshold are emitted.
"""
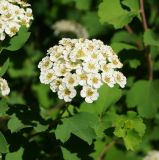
[52,20,89,39]
[38,38,126,103]
[144,151,159,160]
[0,77,10,96]
[0,0,33,41]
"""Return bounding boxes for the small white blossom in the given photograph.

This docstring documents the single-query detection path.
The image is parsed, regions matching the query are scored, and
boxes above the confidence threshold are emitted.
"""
[38,56,53,71]
[76,68,88,85]
[38,38,126,103]
[63,73,78,87]
[109,55,123,68]
[102,73,115,88]
[80,86,99,103]
[87,73,102,89]
[83,61,100,73]
[114,71,126,88]
[40,70,56,84]
[50,78,62,92]
[58,84,77,102]
[0,77,10,96]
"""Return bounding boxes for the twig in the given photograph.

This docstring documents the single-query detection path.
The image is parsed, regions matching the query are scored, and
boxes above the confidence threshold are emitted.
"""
[97,141,115,160]
[140,0,153,80]
[125,25,133,34]
[125,25,142,49]
[140,0,148,30]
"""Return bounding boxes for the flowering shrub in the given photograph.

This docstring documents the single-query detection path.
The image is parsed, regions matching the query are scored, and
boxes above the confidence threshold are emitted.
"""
[0,0,159,160]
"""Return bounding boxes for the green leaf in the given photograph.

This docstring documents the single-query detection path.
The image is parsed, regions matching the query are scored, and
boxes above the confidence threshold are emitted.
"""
[143,29,159,47]
[103,111,146,150]
[111,42,136,53]
[8,115,30,133]
[111,31,138,44]
[0,99,9,116]
[81,12,106,37]
[0,132,9,153]
[0,58,10,77]
[61,147,80,160]
[4,27,31,51]
[80,85,122,115]
[124,130,141,150]
[98,0,139,29]
[122,0,140,19]
[6,148,24,160]
[126,80,159,118]
[32,84,54,108]
[129,59,141,69]
[55,112,98,144]
[34,122,48,132]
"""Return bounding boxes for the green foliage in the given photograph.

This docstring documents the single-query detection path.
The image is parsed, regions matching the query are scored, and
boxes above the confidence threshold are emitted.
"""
[80,85,122,115]
[55,112,98,144]
[126,80,159,118]
[103,111,146,150]
[8,115,30,133]
[144,29,159,47]
[0,132,9,153]
[6,148,24,160]
[61,147,80,160]
[0,59,10,77]
[98,0,139,28]
[3,27,31,51]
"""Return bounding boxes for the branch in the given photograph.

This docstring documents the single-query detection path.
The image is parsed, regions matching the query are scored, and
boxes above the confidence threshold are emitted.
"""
[140,0,153,80]
[97,141,115,160]
[140,0,148,30]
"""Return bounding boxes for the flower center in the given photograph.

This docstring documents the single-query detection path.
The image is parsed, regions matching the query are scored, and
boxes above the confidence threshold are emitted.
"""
[86,89,93,96]
[64,89,71,95]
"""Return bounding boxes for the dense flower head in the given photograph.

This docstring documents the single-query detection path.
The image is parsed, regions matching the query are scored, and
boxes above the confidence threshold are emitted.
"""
[38,38,126,103]
[0,77,10,96]
[0,0,33,41]
[144,151,159,160]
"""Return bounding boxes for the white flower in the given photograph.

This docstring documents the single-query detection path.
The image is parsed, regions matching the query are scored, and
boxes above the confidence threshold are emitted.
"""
[76,68,88,85]
[50,78,62,92]
[38,38,126,103]
[109,55,123,68]
[58,84,77,102]
[114,71,126,88]
[100,61,114,73]
[83,61,100,73]
[0,77,10,96]
[80,86,99,103]
[86,50,105,62]
[5,22,20,37]
[144,151,159,160]
[40,70,56,84]
[62,73,78,87]
[87,73,102,89]
[69,47,87,62]
[38,56,53,71]
[53,64,70,77]
[102,72,115,88]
